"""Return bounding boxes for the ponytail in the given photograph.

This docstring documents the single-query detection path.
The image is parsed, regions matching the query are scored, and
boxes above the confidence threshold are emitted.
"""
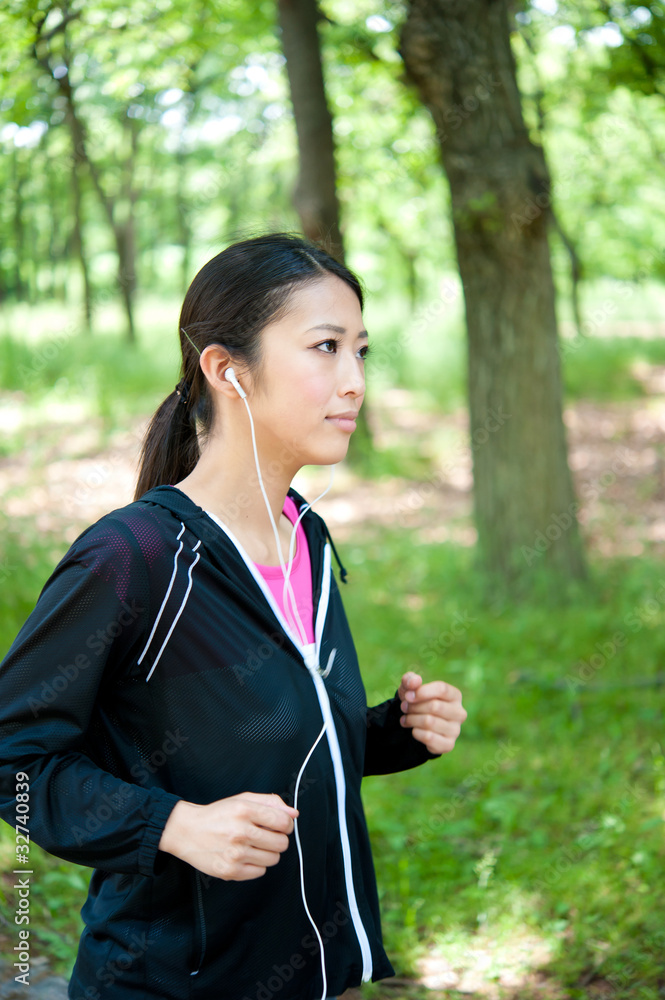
[133,386,200,499]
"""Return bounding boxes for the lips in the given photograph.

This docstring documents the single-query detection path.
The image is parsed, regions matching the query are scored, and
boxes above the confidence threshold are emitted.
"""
[325,412,358,432]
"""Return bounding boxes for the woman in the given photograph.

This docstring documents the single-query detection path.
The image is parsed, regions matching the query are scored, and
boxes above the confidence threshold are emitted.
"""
[0,233,467,1000]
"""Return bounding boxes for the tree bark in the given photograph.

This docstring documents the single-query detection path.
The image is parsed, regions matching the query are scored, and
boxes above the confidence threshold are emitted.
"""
[11,147,26,301]
[277,0,372,456]
[277,0,344,262]
[58,64,136,341]
[400,0,586,582]
[70,159,93,329]
[175,146,193,296]
[115,114,139,343]
[33,9,137,341]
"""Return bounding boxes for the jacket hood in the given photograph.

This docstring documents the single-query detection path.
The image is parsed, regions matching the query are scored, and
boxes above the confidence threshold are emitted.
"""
[137,483,349,585]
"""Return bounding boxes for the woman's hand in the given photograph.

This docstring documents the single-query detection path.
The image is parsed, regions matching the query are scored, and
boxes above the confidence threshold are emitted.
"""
[397,671,467,755]
[158,791,298,881]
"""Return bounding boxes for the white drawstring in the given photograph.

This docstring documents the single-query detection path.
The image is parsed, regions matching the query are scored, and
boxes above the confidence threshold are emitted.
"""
[281,467,336,641]
[320,648,336,679]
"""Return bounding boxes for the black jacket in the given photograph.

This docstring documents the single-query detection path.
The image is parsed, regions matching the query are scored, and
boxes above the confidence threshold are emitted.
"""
[0,485,438,999]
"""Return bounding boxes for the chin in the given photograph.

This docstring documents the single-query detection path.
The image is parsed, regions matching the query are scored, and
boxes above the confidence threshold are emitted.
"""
[304,443,351,467]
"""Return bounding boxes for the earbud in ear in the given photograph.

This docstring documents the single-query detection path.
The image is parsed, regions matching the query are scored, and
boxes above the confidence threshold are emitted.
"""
[225,367,246,399]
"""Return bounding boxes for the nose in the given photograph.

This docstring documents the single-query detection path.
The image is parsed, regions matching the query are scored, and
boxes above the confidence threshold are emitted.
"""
[338,349,365,400]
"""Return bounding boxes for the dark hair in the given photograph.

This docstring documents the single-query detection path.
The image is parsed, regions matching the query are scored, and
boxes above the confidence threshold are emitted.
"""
[134,232,364,499]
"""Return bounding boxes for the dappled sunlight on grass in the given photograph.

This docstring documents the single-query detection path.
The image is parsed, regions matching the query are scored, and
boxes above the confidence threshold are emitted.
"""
[0,388,89,446]
[416,914,564,996]
[3,305,665,994]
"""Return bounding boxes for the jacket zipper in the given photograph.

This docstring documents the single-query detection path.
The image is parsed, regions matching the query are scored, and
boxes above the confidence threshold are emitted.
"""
[203,511,373,983]
[190,870,206,977]
[307,544,373,983]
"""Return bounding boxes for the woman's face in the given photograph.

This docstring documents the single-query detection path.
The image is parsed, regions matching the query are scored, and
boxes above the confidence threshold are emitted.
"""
[244,274,367,471]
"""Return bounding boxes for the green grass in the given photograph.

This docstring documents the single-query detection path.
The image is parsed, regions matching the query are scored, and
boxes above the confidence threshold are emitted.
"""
[346,534,665,998]
[2,285,665,993]
[0,294,181,460]
[1,528,664,994]
[562,335,665,402]
[1,280,665,444]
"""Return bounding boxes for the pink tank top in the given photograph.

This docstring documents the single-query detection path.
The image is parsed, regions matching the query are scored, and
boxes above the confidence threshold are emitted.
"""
[255,495,315,645]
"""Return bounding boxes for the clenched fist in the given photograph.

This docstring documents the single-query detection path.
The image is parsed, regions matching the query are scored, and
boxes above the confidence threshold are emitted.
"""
[159,791,298,881]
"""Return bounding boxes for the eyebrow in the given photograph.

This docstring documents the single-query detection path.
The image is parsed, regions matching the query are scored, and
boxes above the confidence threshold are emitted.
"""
[306,323,369,339]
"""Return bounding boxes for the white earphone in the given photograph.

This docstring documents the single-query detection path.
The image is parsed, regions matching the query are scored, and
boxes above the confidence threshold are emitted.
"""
[224,367,246,399]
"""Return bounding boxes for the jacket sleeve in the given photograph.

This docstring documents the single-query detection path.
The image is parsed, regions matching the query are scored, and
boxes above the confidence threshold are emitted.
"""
[0,518,181,876]
[363,692,442,776]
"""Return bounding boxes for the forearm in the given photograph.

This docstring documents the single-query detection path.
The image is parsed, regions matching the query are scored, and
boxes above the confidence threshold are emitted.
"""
[363,693,441,776]
[0,753,182,875]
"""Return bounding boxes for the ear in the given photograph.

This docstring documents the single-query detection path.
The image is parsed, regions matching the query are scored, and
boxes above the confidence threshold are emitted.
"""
[199,344,245,400]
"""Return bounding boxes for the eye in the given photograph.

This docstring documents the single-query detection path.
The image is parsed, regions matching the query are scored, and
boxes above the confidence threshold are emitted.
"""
[313,338,370,359]
[316,339,340,354]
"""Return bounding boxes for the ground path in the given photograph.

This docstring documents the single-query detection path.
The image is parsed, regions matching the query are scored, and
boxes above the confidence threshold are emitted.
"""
[2,378,664,998]
[2,382,665,562]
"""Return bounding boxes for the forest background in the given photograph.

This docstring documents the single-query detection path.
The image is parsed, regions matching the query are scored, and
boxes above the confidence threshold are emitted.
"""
[1,0,665,997]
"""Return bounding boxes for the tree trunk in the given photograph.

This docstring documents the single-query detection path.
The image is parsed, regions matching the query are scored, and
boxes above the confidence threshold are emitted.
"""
[400,0,586,582]
[71,160,93,329]
[45,142,61,300]
[276,0,344,262]
[277,0,373,456]
[61,66,136,341]
[11,148,26,301]
[175,146,193,296]
[377,213,419,311]
[33,13,137,341]
[115,115,139,343]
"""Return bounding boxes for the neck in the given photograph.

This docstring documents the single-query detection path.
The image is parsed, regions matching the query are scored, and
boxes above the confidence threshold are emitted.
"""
[174,422,300,564]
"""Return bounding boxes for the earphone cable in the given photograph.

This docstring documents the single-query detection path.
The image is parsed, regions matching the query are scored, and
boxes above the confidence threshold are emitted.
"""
[241,395,309,645]
[281,464,336,644]
[240,385,336,998]
[293,720,328,1000]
